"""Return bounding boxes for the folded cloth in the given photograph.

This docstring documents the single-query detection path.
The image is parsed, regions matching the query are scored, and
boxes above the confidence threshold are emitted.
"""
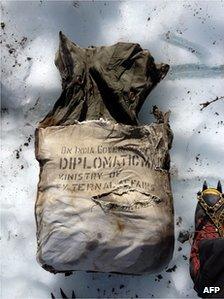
[39,32,169,128]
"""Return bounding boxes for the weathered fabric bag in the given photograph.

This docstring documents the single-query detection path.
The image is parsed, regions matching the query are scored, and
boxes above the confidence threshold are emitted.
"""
[35,32,174,274]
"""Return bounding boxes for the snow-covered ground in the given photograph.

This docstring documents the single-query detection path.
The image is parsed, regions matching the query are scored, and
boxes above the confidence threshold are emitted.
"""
[1,1,224,298]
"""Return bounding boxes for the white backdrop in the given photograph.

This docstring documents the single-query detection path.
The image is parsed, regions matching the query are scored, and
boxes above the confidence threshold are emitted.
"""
[1,1,224,298]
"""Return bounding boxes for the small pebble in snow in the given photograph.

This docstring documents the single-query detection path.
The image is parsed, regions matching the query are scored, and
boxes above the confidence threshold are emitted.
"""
[178,230,190,243]
[166,265,177,272]
[176,216,182,226]
[1,22,5,29]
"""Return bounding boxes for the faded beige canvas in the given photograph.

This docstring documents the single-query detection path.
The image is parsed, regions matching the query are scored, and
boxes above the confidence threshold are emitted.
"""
[35,119,174,274]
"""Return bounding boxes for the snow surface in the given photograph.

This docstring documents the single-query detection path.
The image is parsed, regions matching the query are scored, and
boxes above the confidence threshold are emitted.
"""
[1,1,224,298]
